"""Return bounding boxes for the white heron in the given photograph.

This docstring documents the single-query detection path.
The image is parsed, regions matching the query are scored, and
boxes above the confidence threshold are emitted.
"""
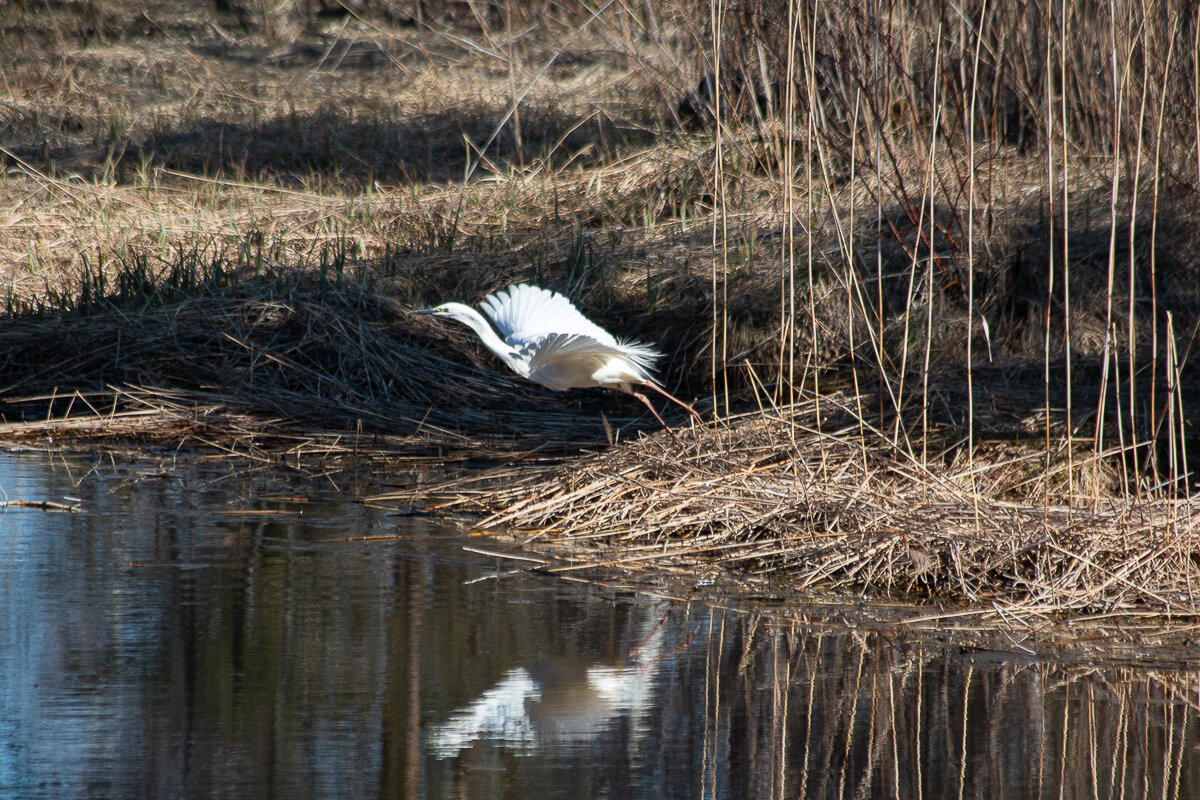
[417,283,701,438]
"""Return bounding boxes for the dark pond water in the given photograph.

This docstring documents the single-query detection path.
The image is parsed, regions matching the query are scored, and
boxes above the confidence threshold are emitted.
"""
[1,450,1198,799]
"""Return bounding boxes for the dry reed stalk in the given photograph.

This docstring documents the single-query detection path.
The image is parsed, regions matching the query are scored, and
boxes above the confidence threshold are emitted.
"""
[385,395,1200,614]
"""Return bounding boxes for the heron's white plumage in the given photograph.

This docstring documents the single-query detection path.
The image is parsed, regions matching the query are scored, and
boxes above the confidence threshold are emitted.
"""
[481,284,617,349]
[521,333,652,391]
[428,283,661,392]
[420,283,701,435]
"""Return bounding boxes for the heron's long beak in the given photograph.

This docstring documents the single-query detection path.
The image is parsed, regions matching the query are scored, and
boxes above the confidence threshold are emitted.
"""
[412,308,437,315]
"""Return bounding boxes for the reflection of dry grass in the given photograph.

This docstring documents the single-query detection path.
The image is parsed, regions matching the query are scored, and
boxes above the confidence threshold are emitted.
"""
[704,614,1200,798]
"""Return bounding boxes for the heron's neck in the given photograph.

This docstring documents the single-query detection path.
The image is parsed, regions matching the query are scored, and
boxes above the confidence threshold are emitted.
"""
[451,305,528,377]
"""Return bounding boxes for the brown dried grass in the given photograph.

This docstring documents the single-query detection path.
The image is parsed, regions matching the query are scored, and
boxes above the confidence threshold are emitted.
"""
[0,275,667,457]
[386,396,1200,614]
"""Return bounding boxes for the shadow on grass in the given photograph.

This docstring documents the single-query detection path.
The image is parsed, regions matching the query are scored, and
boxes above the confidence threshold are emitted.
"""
[3,100,659,190]
[823,203,1200,490]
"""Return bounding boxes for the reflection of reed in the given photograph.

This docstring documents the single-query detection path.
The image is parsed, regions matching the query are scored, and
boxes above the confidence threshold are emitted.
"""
[700,608,724,800]
[694,613,1199,799]
[378,545,426,795]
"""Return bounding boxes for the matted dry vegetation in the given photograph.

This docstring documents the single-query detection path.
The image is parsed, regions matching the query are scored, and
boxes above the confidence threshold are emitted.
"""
[0,270,666,456]
[390,398,1199,615]
[2,1,1199,617]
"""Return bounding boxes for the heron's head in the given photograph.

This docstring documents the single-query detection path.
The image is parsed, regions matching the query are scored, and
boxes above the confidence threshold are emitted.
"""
[416,301,466,318]
[414,302,484,331]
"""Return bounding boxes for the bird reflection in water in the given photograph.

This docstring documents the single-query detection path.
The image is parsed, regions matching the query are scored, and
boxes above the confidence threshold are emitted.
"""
[426,603,667,758]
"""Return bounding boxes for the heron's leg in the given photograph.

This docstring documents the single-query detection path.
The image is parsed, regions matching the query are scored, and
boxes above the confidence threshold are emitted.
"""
[637,380,704,425]
[631,391,684,447]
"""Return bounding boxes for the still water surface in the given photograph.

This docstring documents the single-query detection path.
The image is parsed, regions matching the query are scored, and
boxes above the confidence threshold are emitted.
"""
[0,451,1198,799]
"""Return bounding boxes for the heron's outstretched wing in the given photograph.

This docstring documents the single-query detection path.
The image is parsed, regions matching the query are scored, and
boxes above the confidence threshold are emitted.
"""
[524,333,660,378]
[482,284,618,348]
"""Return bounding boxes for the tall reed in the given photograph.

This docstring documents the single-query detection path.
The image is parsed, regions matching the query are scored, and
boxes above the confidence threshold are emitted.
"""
[673,0,1198,501]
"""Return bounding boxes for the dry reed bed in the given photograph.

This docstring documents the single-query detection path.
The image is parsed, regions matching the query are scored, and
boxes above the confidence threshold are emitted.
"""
[401,399,1200,614]
[0,280,651,456]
